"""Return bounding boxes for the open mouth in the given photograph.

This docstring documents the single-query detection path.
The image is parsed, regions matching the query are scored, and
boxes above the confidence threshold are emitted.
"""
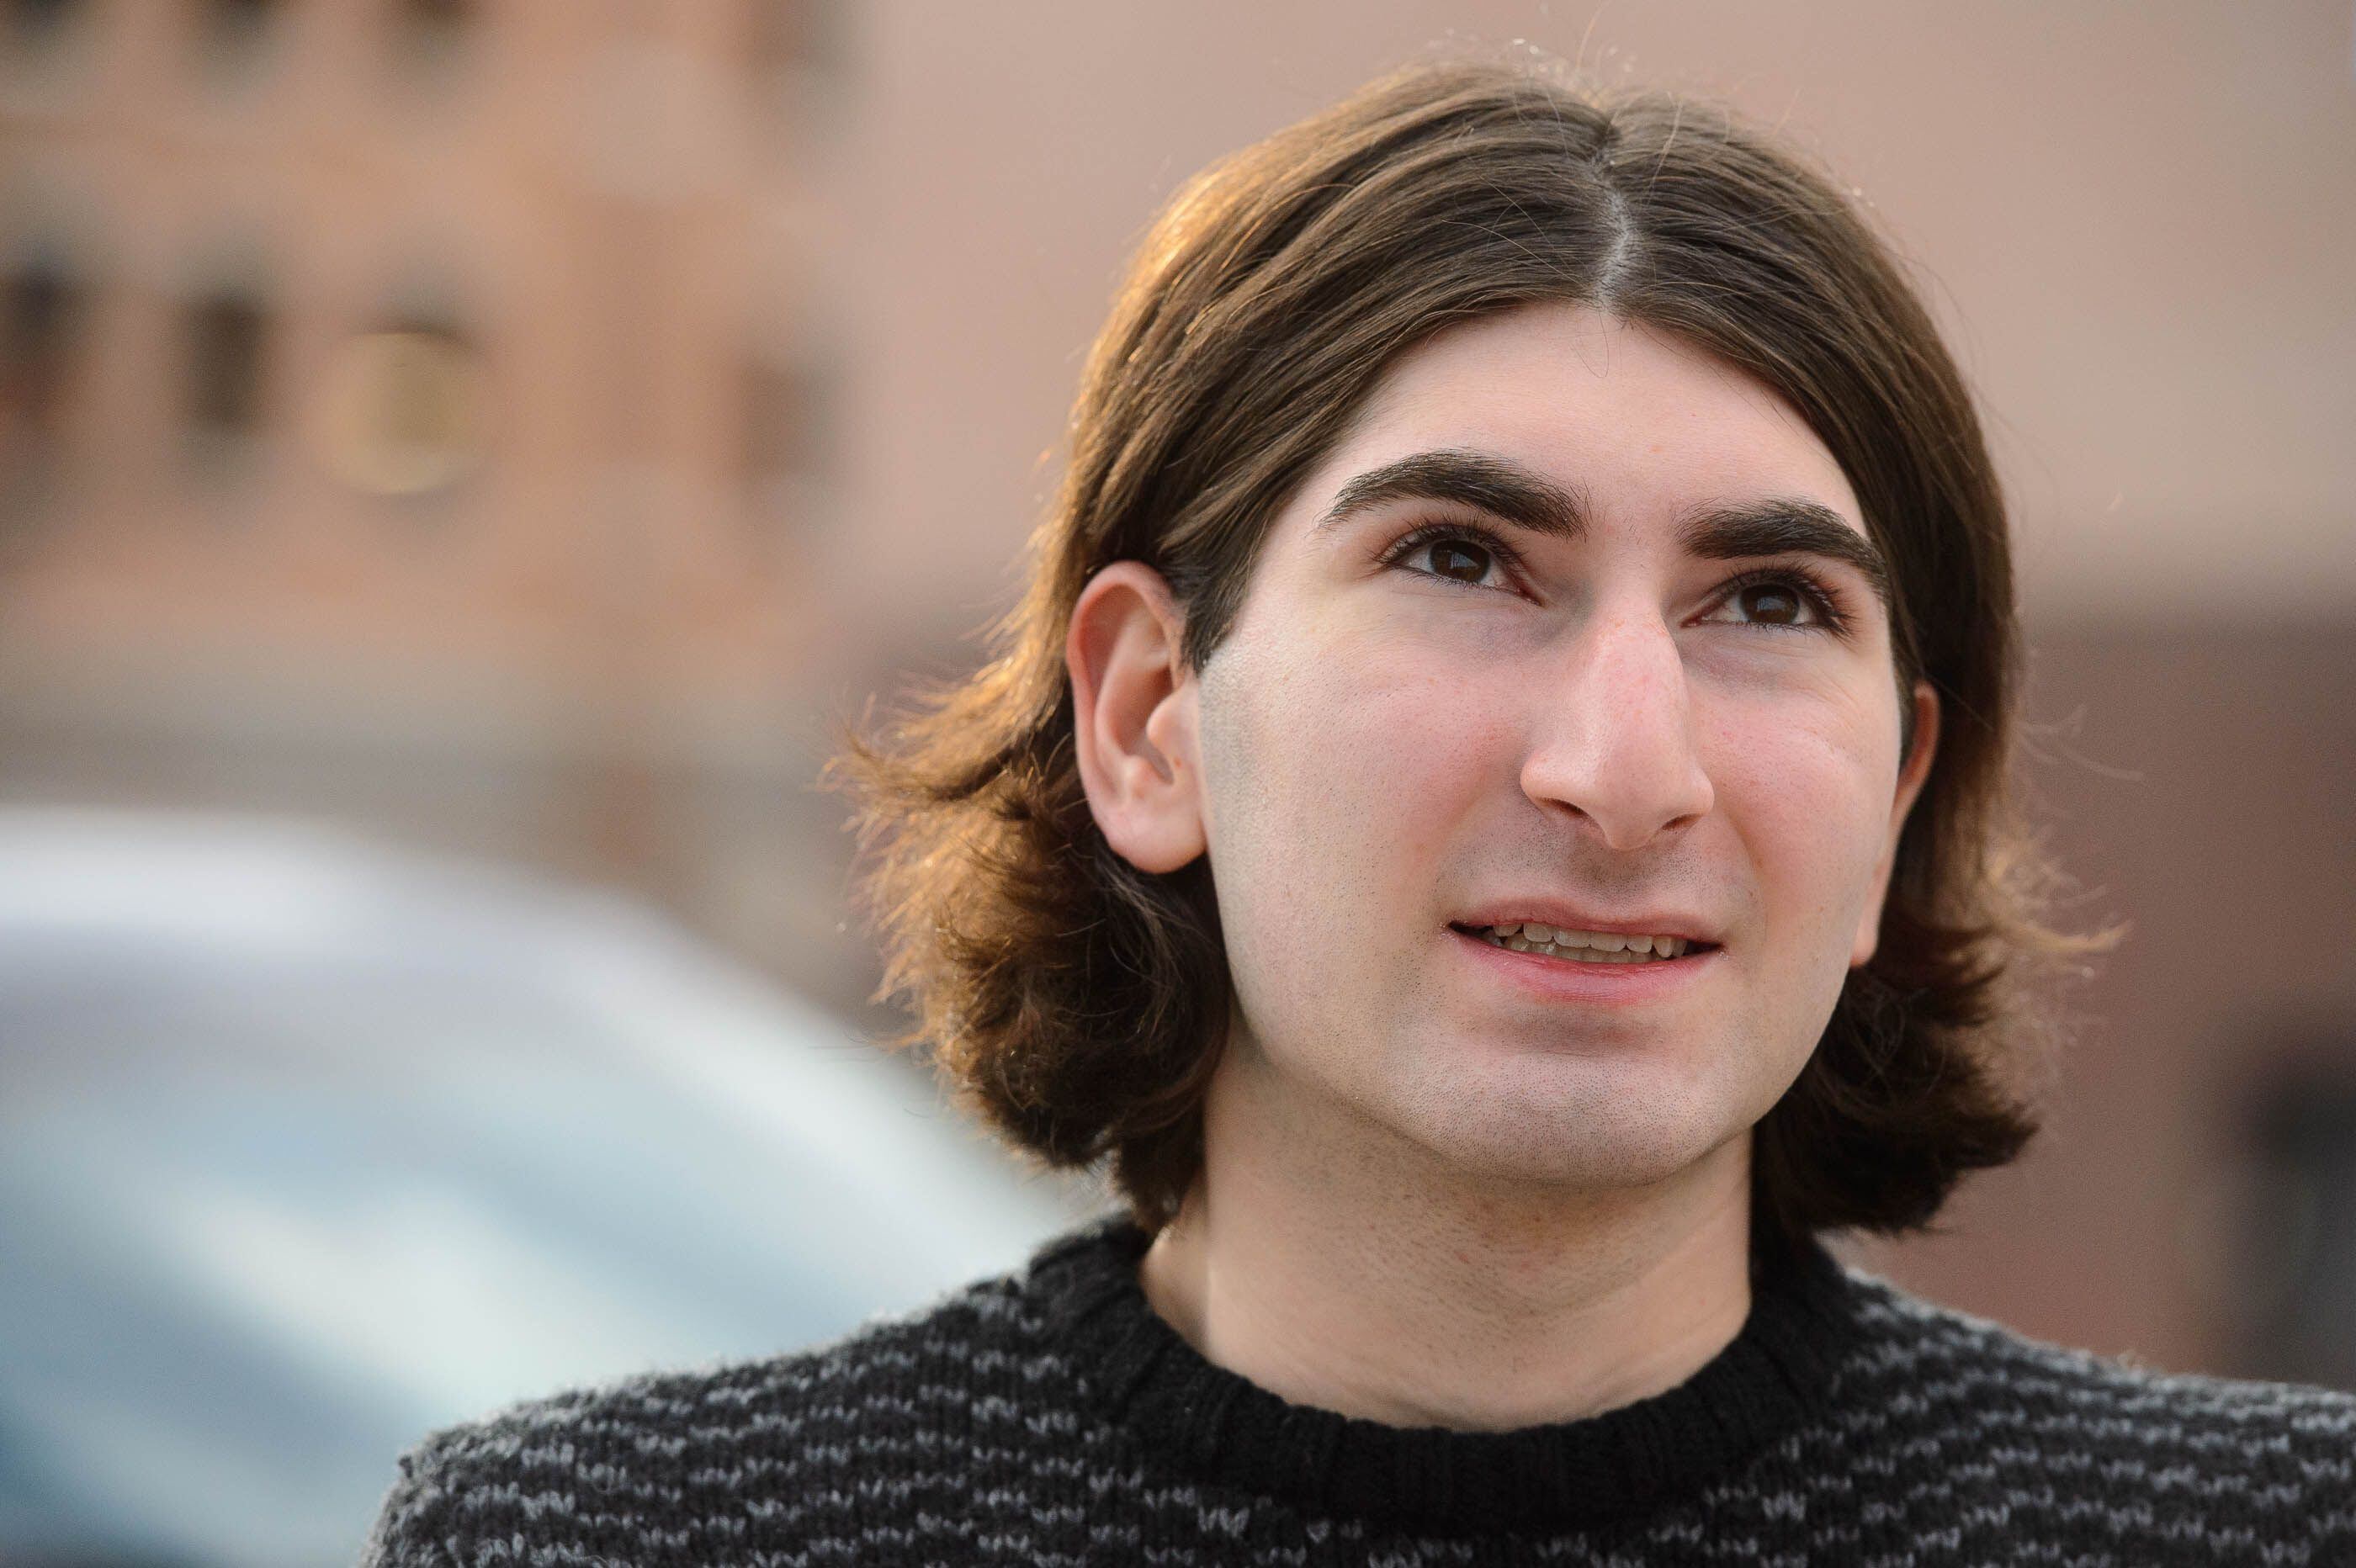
[1447,921,1719,965]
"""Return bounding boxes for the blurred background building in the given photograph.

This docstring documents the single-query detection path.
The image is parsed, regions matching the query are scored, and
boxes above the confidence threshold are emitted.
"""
[1,0,2350,1455]
[1,0,846,980]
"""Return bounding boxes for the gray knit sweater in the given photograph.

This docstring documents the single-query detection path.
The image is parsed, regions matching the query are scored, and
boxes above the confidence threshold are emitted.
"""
[361,1215,2355,1565]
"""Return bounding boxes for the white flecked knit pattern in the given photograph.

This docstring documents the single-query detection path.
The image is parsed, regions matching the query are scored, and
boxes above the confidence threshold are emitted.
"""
[360,1257,2356,1566]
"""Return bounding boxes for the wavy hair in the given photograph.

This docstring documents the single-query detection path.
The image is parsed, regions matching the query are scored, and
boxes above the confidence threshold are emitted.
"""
[831,56,2099,1255]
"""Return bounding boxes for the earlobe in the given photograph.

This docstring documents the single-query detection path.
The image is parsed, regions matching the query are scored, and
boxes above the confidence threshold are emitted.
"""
[1066,562,1208,875]
[1849,682,1941,968]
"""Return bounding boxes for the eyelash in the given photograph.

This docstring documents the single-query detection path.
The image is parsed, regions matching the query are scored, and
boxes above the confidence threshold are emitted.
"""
[1376,520,1856,637]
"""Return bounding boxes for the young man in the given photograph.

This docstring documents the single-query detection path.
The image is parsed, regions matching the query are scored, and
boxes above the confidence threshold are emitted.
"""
[366,60,2354,1565]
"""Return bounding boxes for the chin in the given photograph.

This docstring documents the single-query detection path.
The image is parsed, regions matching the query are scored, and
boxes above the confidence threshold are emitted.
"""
[1391,1073,1748,1193]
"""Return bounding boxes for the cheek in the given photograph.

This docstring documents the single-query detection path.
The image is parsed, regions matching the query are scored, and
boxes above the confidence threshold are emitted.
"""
[1700,681,1899,925]
[1199,624,1504,954]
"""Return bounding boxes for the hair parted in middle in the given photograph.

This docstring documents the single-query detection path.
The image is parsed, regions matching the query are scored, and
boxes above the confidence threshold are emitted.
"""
[834,55,2097,1258]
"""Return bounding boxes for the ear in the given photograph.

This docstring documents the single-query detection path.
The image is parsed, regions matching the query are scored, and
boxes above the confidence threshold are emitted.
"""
[1066,561,1207,874]
[1849,681,1940,968]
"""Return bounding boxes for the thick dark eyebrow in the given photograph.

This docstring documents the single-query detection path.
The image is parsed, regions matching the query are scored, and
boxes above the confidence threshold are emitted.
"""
[1314,447,1892,608]
[1312,449,1589,541]
[1676,501,1892,608]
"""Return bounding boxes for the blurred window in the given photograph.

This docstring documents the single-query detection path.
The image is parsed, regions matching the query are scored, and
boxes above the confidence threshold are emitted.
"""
[743,347,834,523]
[197,0,280,77]
[1,242,87,521]
[2224,1052,2356,1391]
[749,0,840,134]
[751,0,837,77]
[5,0,82,55]
[3,246,84,443]
[183,286,268,466]
[315,316,489,499]
[390,0,470,83]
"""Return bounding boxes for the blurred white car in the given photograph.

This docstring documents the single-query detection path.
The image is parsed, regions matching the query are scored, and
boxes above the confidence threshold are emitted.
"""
[0,808,1100,1568]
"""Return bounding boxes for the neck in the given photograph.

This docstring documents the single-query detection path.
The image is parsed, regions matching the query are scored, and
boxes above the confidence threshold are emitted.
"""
[1137,1039,1757,1431]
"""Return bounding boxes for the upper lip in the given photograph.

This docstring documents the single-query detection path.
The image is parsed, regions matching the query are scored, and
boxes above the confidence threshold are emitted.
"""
[1450,901,1722,946]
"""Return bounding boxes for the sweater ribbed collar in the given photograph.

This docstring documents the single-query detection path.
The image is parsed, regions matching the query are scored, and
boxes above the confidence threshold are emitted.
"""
[1029,1212,1864,1534]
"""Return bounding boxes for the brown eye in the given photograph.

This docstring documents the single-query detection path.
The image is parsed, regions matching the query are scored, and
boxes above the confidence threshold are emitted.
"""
[1698,569,1848,636]
[1734,582,1806,624]
[1383,524,1522,591]
[1427,539,1493,584]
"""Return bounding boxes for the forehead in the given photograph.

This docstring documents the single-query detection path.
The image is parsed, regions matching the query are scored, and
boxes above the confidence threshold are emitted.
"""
[1297,302,1865,538]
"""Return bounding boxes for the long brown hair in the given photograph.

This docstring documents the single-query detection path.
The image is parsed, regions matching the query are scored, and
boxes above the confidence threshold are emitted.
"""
[832,57,2095,1255]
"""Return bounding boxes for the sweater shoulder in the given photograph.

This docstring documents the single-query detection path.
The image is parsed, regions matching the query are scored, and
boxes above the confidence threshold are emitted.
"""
[1840,1266,2356,1422]
[358,1263,1061,1567]
[1818,1268,2355,1530]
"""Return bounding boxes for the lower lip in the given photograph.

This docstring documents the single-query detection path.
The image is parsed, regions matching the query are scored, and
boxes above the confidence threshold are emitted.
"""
[1446,926,1717,1004]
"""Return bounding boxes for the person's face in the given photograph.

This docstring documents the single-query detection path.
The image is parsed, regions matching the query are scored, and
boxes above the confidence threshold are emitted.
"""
[1164,302,1937,1192]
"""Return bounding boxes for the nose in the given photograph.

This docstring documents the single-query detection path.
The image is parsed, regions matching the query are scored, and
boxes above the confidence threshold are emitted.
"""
[1519,603,1714,850]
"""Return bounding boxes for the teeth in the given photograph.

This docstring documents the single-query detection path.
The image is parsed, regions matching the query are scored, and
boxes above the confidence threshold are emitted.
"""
[1472,926,1692,961]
